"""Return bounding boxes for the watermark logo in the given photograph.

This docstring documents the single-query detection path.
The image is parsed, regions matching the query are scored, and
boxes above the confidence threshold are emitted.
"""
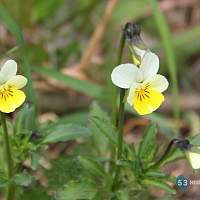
[176,176,189,190]
[176,175,200,190]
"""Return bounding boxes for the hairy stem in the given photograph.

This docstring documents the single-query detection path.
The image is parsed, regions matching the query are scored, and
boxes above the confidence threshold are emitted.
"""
[111,32,126,126]
[112,89,126,190]
[1,113,15,200]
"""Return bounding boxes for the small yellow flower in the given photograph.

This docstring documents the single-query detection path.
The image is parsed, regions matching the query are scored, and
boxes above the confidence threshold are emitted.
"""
[111,51,169,115]
[0,60,27,113]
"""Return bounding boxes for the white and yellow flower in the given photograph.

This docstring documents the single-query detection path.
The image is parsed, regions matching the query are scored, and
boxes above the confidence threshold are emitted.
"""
[0,60,27,113]
[111,51,169,115]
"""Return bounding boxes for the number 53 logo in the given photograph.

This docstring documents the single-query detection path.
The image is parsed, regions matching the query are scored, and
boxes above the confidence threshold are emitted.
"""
[176,176,189,190]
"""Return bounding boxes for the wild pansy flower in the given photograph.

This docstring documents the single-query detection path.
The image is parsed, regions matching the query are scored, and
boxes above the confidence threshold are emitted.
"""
[0,60,27,113]
[111,51,169,115]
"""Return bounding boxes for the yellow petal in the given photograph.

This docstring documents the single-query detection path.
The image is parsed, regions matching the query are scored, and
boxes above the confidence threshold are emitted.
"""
[0,87,26,113]
[133,87,164,115]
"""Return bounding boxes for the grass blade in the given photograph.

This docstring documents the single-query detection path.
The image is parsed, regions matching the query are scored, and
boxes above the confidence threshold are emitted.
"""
[0,5,35,104]
[149,0,180,120]
[33,65,103,98]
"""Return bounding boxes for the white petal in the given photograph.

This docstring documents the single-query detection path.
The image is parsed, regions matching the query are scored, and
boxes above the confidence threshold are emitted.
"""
[127,83,139,105]
[140,52,159,80]
[6,75,27,89]
[187,151,200,169]
[134,46,146,60]
[1,60,17,80]
[145,74,169,92]
[111,63,142,89]
[0,72,7,84]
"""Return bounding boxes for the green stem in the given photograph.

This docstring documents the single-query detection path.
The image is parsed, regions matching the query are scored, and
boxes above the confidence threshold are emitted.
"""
[1,113,15,200]
[111,32,126,126]
[117,89,126,159]
[112,89,126,191]
[147,139,180,170]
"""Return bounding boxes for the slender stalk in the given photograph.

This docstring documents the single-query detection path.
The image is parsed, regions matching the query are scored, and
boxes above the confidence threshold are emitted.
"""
[1,112,15,200]
[111,32,126,126]
[116,89,126,159]
[112,88,126,190]
[148,139,181,170]
[110,31,126,176]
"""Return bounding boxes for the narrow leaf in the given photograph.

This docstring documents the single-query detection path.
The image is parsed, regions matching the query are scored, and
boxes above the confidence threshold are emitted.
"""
[138,123,158,167]
[33,65,103,98]
[143,178,176,194]
[43,124,91,143]
[59,180,97,200]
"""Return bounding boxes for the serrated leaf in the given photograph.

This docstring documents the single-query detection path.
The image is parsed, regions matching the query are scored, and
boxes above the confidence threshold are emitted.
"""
[138,124,158,167]
[59,181,97,200]
[14,104,36,135]
[143,178,176,194]
[43,124,91,143]
[79,156,106,178]
[14,171,34,187]
[0,170,8,188]
[45,156,85,190]
[88,103,117,156]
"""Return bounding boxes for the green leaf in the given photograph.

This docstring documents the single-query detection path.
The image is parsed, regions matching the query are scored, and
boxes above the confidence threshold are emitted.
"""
[116,189,129,200]
[43,124,91,143]
[159,148,184,166]
[42,112,88,131]
[59,180,97,200]
[14,104,36,135]
[89,103,117,146]
[190,134,200,145]
[138,124,158,167]
[30,152,40,170]
[145,170,175,182]
[45,156,85,190]
[0,170,8,188]
[33,65,103,98]
[85,103,117,156]
[142,178,176,194]
[20,186,53,200]
[14,171,34,187]
[79,156,106,178]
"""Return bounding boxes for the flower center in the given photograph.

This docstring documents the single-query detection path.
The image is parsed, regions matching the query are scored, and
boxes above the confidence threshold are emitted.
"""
[135,84,150,102]
[0,86,14,101]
